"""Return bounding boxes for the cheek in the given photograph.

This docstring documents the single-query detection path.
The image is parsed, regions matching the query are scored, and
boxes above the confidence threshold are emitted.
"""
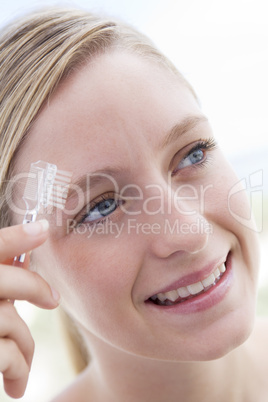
[203,158,260,276]
[203,156,252,229]
[39,234,140,332]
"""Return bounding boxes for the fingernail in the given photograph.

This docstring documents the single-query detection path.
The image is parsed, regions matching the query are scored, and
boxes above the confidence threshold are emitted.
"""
[51,287,61,303]
[23,219,49,235]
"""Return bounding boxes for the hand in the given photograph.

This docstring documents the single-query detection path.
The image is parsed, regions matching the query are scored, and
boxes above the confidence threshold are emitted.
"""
[0,220,60,398]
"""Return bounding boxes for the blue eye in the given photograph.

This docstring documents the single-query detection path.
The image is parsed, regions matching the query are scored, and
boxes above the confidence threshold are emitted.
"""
[83,198,118,223]
[178,148,205,169]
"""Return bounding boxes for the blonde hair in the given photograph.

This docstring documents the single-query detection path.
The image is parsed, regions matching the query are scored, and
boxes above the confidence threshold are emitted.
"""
[0,7,195,372]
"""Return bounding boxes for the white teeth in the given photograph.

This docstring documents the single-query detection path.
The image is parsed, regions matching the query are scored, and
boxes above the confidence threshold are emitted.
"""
[152,262,227,304]
[157,293,167,302]
[187,281,204,295]
[219,263,226,273]
[177,287,190,298]
[201,273,215,287]
[213,267,221,279]
[165,290,179,302]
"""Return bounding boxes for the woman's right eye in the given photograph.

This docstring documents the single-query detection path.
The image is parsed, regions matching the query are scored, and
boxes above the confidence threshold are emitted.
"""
[80,197,121,225]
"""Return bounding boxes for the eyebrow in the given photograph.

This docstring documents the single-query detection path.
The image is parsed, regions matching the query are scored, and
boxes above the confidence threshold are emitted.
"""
[160,115,208,149]
[66,115,208,203]
[66,167,123,203]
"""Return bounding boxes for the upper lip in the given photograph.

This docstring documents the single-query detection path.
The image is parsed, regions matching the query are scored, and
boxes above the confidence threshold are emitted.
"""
[147,254,228,300]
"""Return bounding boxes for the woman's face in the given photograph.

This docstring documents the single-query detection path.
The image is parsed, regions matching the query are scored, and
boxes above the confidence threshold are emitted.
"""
[16,51,259,361]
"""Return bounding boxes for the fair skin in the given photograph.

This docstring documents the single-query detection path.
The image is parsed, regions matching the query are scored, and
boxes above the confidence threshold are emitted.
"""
[1,51,267,401]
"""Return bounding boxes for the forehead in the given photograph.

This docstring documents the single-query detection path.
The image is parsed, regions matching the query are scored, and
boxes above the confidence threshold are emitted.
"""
[16,51,200,175]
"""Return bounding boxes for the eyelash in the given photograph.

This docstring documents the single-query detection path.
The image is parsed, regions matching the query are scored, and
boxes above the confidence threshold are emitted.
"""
[77,194,122,227]
[172,137,217,175]
[77,137,217,227]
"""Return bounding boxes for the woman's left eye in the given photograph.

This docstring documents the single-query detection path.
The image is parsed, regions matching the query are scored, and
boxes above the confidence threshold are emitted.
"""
[174,138,217,172]
[177,148,205,169]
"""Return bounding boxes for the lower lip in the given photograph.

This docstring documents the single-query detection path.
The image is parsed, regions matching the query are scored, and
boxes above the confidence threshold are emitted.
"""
[146,255,233,315]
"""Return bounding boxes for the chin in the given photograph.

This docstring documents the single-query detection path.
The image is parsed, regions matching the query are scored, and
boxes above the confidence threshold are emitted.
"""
[191,308,256,362]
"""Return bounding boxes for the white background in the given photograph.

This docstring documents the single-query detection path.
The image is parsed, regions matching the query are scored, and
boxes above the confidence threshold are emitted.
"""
[0,1,267,401]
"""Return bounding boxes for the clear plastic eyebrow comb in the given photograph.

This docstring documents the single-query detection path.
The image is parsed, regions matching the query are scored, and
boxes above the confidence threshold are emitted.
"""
[13,160,72,265]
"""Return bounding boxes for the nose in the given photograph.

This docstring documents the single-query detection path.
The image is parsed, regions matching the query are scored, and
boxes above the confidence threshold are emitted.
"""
[145,188,210,258]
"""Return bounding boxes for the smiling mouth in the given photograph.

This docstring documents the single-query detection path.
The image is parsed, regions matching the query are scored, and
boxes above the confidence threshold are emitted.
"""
[148,262,227,306]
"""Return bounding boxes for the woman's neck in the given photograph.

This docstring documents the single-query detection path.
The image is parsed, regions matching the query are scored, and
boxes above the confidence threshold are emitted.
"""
[52,318,268,402]
[82,336,250,402]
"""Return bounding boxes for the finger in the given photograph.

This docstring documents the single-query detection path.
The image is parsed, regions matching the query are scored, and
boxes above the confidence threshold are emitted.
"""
[0,220,49,262]
[0,338,30,399]
[0,300,34,367]
[12,250,31,269]
[5,251,31,268]
[0,265,60,309]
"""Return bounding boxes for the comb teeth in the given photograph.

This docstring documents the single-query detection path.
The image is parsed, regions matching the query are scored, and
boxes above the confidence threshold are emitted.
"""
[22,161,72,212]
[23,165,45,211]
[47,170,72,210]
[55,169,72,182]
[14,162,72,267]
